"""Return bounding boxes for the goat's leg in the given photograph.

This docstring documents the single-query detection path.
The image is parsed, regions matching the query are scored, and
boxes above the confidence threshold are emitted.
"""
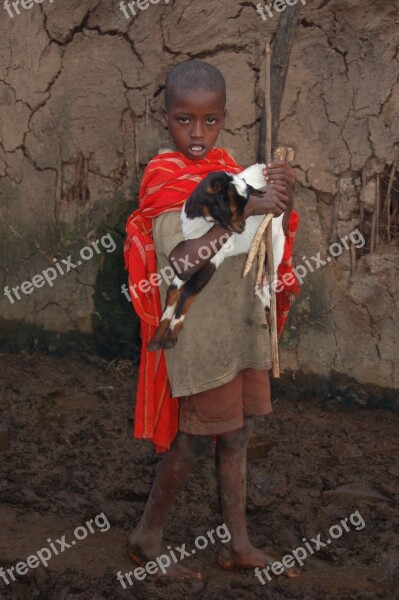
[162,262,216,349]
[148,280,183,351]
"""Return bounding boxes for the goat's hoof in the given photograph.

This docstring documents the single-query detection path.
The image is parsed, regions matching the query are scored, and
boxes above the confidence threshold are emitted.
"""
[147,339,162,351]
[162,336,178,350]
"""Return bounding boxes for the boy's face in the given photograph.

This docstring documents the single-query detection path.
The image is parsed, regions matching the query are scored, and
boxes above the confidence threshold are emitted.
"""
[162,88,226,161]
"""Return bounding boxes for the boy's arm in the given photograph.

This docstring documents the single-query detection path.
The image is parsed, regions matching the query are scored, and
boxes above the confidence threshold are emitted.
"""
[169,224,233,281]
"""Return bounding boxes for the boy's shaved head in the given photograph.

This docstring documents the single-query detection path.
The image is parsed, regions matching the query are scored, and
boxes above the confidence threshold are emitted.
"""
[165,60,226,108]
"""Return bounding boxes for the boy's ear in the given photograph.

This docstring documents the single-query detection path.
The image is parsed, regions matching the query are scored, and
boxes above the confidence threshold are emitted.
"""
[161,107,168,129]
[221,108,227,128]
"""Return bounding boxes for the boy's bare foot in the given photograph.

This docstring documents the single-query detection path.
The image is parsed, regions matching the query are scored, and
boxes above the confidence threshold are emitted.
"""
[217,543,301,578]
[126,537,203,581]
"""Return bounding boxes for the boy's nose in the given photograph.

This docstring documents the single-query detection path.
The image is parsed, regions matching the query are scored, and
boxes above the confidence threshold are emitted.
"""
[191,121,205,139]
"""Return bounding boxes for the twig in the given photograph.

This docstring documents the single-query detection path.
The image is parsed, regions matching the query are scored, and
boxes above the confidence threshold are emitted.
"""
[359,167,365,234]
[330,197,339,246]
[265,41,272,165]
[242,213,274,277]
[370,205,376,253]
[256,236,267,288]
[383,158,398,243]
[375,173,380,249]
[350,241,357,276]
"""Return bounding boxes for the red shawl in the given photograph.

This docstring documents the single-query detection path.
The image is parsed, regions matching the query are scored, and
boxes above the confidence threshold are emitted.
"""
[124,148,300,452]
[276,210,301,333]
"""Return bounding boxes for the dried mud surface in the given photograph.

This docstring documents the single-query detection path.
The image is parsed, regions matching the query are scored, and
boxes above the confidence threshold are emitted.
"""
[0,352,398,599]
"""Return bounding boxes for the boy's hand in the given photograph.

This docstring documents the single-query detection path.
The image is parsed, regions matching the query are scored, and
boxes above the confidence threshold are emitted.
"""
[244,182,289,220]
[263,161,296,211]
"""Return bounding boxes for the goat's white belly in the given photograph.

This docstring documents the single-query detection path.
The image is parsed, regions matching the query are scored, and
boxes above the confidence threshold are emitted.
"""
[181,214,214,239]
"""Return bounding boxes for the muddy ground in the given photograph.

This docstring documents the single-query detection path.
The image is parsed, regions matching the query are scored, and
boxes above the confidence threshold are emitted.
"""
[0,351,398,600]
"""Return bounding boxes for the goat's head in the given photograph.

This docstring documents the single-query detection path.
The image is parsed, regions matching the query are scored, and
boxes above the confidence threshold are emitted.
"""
[186,171,261,233]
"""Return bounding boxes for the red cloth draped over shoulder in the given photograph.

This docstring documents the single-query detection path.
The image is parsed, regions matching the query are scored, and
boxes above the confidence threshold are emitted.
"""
[124,147,300,453]
[276,210,301,336]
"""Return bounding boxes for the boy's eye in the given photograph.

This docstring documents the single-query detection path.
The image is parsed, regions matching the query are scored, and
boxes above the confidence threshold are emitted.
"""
[177,117,190,124]
[206,117,218,125]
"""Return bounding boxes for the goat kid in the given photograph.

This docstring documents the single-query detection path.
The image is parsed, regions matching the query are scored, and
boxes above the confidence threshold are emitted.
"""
[148,164,285,351]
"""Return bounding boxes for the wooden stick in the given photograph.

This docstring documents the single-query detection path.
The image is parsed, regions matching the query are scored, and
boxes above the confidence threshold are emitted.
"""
[375,172,380,250]
[350,241,357,276]
[242,213,273,277]
[265,41,272,165]
[256,236,267,288]
[243,42,273,278]
[256,1,303,159]
[370,173,380,253]
[264,40,279,378]
[359,167,365,234]
[383,159,398,243]
[243,41,279,377]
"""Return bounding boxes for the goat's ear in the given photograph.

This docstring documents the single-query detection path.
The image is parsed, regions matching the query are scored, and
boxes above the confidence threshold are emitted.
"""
[247,184,264,198]
[206,180,223,195]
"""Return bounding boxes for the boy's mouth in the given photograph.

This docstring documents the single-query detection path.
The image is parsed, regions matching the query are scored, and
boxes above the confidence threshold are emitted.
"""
[187,144,207,158]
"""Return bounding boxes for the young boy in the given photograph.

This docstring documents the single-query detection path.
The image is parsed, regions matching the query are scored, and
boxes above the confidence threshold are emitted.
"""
[124,60,300,580]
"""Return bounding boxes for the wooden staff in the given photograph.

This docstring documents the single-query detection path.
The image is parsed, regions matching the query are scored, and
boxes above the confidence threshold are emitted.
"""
[243,41,274,278]
[264,40,280,378]
[243,40,280,378]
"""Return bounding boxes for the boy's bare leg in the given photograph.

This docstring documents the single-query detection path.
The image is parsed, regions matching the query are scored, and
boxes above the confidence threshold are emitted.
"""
[215,416,300,577]
[128,431,212,579]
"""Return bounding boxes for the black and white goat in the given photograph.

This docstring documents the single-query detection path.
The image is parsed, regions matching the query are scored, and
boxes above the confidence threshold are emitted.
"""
[148,164,285,351]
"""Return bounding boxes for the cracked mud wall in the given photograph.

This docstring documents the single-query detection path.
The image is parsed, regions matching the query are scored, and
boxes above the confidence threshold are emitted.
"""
[0,0,398,390]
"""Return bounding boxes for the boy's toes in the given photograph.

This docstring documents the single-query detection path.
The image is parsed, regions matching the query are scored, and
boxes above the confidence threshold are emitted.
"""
[217,545,301,579]
[155,561,203,581]
[127,544,203,581]
[285,565,301,578]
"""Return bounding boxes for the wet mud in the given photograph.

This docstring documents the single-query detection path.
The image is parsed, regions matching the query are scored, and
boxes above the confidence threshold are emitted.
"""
[0,352,398,599]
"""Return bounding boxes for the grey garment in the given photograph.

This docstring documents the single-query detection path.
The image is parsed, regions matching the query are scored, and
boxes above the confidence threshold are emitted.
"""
[152,211,272,397]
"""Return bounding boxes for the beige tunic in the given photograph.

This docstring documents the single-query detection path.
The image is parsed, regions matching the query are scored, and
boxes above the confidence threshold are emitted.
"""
[152,211,272,397]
